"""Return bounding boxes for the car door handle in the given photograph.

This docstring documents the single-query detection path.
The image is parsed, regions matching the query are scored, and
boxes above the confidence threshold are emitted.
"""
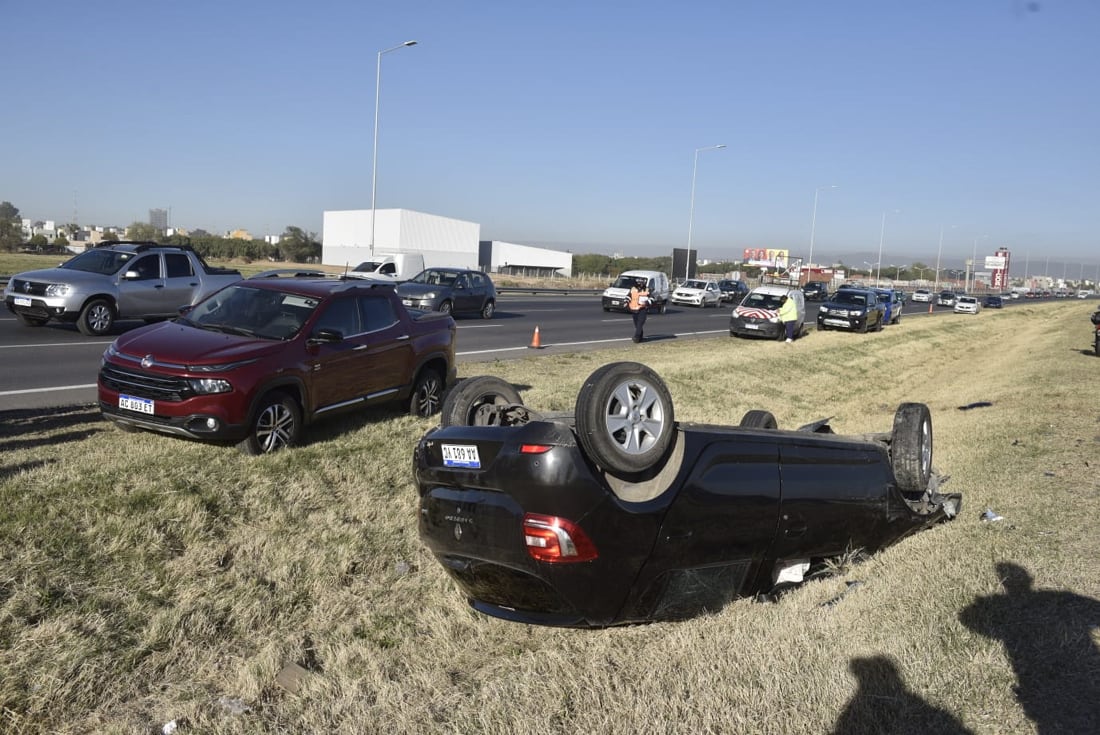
[154,284,164,289]
[396,334,410,341]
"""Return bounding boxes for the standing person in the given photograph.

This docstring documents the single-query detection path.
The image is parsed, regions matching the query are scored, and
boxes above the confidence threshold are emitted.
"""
[628,278,650,343]
[778,294,799,343]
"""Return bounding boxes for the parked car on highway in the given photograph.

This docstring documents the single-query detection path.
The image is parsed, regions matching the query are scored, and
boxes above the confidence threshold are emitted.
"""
[395,268,497,318]
[729,285,806,339]
[601,270,670,314]
[3,241,242,336]
[983,295,1004,309]
[873,288,904,325]
[716,278,750,305]
[911,289,932,303]
[954,295,981,314]
[414,361,961,627]
[671,279,722,308]
[816,286,885,333]
[937,291,958,307]
[801,281,829,301]
[98,275,456,454]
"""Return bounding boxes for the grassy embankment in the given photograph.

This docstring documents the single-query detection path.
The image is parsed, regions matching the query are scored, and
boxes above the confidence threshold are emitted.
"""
[1,299,1099,733]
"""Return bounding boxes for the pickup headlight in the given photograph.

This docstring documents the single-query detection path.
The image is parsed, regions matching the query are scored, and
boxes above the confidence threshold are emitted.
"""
[45,283,72,297]
[818,305,828,313]
[188,378,232,394]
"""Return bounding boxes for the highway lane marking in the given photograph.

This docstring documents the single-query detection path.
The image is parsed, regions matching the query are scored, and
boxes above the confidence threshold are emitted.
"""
[458,329,728,356]
[0,341,112,349]
[0,384,97,397]
[456,324,504,329]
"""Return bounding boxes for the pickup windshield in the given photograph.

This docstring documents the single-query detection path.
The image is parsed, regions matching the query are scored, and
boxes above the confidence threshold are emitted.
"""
[59,249,135,275]
[184,284,320,340]
[832,291,868,306]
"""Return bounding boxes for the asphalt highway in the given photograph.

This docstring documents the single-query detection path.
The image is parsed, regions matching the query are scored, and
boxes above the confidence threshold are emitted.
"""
[0,293,996,412]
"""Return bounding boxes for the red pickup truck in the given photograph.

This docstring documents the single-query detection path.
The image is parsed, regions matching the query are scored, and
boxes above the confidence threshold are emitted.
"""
[98,274,456,454]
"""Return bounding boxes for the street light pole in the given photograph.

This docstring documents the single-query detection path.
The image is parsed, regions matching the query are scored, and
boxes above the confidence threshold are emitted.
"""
[369,39,418,257]
[969,234,988,292]
[686,144,726,282]
[876,209,898,287]
[807,185,837,272]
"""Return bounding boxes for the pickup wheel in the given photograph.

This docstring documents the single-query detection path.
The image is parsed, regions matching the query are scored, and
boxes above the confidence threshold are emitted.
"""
[441,376,523,427]
[891,402,933,493]
[409,368,444,418]
[238,392,302,455]
[438,300,453,316]
[480,300,495,319]
[77,298,115,336]
[15,313,49,327]
[575,362,674,477]
[739,410,778,429]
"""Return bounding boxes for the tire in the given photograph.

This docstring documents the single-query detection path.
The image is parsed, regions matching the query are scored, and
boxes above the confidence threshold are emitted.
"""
[574,361,675,476]
[875,314,884,332]
[1095,335,1099,357]
[891,402,933,493]
[440,376,523,427]
[77,298,115,336]
[739,410,778,429]
[409,368,444,418]
[237,392,302,455]
[15,313,49,327]
[480,300,495,319]
[438,300,453,315]
[658,301,667,315]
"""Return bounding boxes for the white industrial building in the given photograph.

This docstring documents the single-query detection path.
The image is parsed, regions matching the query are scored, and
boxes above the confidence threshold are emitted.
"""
[322,209,481,270]
[323,208,574,278]
[479,240,573,278]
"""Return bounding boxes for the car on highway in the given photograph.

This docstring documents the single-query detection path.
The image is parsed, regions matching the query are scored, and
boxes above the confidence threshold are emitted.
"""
[954,295,981,314]
[395,268,497,318]
[816,286,885,333]
[801,281,829,302]
[983,295,1004,309]
[98,275,456,454]
[729,285,805,339]
[601,270,670,314]
[671,279,722,308]
[716,279,750,305]
[937,291,958,307]
[414,361,961,627]
[873,288,904,325]
[911,289,932,303]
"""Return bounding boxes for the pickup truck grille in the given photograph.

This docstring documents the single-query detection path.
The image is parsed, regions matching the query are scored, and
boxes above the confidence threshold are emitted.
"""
[99,364,195,402]
[10,279,48,296]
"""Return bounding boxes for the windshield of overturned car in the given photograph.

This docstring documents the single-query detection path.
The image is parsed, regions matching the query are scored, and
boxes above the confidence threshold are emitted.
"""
[59,249,135,275]
[179,284,319,340]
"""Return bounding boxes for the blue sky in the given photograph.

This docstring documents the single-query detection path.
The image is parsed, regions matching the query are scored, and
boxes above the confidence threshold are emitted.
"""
[6,0,1098,272]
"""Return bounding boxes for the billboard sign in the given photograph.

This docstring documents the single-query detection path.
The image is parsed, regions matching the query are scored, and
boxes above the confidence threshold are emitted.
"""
[743,248,789,268]
[985,255,1006,270]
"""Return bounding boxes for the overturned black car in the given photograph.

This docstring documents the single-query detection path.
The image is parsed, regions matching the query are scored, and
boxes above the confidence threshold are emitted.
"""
[414,362,960,627]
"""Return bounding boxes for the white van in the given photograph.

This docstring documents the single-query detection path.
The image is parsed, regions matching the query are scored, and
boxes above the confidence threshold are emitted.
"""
[347,252,425,281]
[601,270,671,314]
[728,284,806,340]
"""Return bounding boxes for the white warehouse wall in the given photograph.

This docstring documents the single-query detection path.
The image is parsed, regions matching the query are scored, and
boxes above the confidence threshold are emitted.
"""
[322,209,480,269]
[482,241,573,277]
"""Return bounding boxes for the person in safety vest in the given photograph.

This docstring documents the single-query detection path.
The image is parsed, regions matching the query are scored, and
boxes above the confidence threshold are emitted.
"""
[778,294,799,343]
[628,278,650,343]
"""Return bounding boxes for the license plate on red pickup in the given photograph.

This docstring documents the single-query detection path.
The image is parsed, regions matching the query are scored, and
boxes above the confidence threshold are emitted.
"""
[119,394,154,415]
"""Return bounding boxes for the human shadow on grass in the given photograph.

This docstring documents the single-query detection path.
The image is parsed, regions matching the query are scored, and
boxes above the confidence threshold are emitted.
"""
[831,655,974,735]
[0,405,105,453]
[0,459,57,481]
[958,561,1100,734]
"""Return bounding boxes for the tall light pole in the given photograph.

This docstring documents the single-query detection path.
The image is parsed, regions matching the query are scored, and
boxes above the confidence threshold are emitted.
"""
[968,234,988,292]
[685,144,726,281]
[876,209,899,286]
[370,39,418,257]
[934,224,956,295]
[807,185,838,271]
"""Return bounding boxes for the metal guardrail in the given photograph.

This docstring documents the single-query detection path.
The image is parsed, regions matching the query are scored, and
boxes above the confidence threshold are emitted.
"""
[496,287,602,296]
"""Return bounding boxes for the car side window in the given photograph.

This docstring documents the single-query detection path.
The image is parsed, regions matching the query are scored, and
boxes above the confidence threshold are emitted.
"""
[454,276,467,289]
[315,297,360,337]
[379,262,396,275]
[359,296,399,333]
[129,255,161,280]
[165,253,193,278]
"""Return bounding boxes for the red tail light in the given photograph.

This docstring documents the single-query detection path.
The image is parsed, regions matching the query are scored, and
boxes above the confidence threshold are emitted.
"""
[520,444,552,454]
[522,513,598,563]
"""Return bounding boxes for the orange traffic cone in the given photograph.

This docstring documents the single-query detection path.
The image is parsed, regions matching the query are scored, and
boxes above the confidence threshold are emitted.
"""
[528,325,543,349]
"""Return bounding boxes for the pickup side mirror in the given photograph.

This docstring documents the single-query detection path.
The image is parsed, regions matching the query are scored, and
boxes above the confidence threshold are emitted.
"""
[308,328,344,344]
[177,304,194,316]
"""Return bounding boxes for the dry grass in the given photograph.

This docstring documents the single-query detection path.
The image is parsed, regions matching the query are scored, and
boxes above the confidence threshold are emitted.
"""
[2,301,1099,734]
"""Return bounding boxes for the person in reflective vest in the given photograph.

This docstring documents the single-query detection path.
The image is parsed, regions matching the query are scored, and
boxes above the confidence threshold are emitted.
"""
[628,278,650,343]
[778,295,799,343]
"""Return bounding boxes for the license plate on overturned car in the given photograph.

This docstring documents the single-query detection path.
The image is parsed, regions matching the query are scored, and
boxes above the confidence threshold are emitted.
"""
[442,444,481,468]
[119,394,154,415]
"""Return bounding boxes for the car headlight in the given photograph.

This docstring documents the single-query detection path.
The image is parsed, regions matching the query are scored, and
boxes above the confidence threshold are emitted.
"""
[818,305,828,313]
[45,283,72,297]
[187,378,232,394]
[419,291,436,300]
[848,310,863,317]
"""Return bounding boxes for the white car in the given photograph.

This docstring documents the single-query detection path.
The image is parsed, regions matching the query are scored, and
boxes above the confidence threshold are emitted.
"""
[954,295,981,314]
[671,279,722,308]
[911,289,932,303]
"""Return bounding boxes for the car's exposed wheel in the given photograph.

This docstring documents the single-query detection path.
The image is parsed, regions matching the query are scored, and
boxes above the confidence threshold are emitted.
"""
[891,402,933,493]
[409,368,444,418]
[15,313,49,327]
[77,298,115,336]
[575,361,675,476]
[440,376,523,427]
[237,392,302,455]
[438,300,453,315]
[480,300,495,319]
[739,410,778,429]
